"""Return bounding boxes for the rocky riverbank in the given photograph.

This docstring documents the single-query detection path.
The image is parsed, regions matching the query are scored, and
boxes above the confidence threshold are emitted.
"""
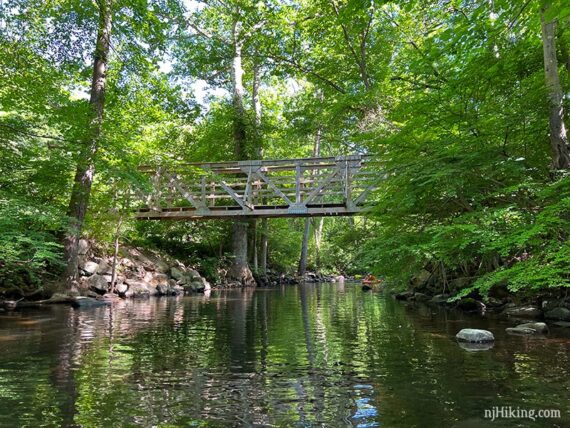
[71,240,212,298]
[0,239,346,310]
[389,278,570,331]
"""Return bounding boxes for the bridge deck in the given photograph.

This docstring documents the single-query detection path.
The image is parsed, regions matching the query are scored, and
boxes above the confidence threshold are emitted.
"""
[135,155,377,220]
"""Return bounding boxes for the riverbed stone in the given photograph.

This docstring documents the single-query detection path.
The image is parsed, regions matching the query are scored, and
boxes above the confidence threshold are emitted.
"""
[517,322,549,334]
[545,307,570,321]
[456,328,495,343]
[71,297,110,309]
[80,261,99,276]
[502,305,542,318]
[87,274,109,295]
[506,322,548,335]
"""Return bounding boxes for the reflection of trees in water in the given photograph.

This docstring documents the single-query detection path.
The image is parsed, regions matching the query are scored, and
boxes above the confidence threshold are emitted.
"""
[1,289,570,426]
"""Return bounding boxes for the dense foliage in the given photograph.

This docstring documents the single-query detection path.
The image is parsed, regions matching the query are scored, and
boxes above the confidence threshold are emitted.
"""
[0,0,568,296]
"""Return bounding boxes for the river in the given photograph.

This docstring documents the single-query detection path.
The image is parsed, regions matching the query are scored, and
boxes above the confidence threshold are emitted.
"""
[0,283,568,427]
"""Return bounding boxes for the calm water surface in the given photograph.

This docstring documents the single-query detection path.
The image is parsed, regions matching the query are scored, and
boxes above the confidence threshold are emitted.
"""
[0,283,569,427]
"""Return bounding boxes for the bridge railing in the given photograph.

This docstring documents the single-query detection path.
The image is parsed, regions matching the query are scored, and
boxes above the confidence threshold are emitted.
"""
[134,155,379,219]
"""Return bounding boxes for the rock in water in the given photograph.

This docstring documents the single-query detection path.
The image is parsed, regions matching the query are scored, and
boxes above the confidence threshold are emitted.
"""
[502,305,542,318]
[457,341,495,352]
[115,283,128,294]
[545,307,570,321]
[506,322,549,335]
[71,297,110,309]
[456,329,495,343]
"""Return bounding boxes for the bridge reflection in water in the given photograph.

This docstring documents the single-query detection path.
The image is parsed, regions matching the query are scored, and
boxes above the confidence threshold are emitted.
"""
[136,155,378,220]
[1,285,569,426]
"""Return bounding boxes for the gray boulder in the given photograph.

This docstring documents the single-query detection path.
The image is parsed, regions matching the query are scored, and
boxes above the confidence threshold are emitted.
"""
[170,267,185,281]
[81,261,99,276]
[87,274,108,295]
[545,307,570,321]
[125,280,153,298]
[516,322,549,334]
[456,328,495,343]
[156,283,171,296]
[77,239,90,255]
[172,285,184,295]
[506,327,536,335]
[96,260,112,275]
[431,294,450,304]
[184,280,205,293]
[503,305,542,318]
[200,277,211,291]
[71,297,110,309]
[149,273,169,287]
[115,283,128,294]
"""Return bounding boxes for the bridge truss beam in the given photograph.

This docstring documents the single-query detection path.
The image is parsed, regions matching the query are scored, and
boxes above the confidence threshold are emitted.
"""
[135,155,377,220]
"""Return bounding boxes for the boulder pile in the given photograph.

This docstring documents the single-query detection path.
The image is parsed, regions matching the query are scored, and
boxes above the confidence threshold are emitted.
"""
[76,240,211,298]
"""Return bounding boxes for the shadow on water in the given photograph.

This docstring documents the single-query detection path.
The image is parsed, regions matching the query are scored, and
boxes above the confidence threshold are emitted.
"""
[0,284,568,427]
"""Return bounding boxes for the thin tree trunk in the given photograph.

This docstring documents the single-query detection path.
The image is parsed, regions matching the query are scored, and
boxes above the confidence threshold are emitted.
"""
[541,5,570,169]
[229,17,255,286]
[110,215,122,294]
[314,217,324,269]
[63,0,113,289]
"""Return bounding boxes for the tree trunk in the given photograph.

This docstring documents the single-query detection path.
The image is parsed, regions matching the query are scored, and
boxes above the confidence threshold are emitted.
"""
[63,0,113,289]
[298,219,311,277]
[298,126,322,276]
[260,218,268,275]
[228,17,255,286]
[314,217,324,269]
[229,221,255,286]
[250,57,262,273]
[541,5,570,169]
